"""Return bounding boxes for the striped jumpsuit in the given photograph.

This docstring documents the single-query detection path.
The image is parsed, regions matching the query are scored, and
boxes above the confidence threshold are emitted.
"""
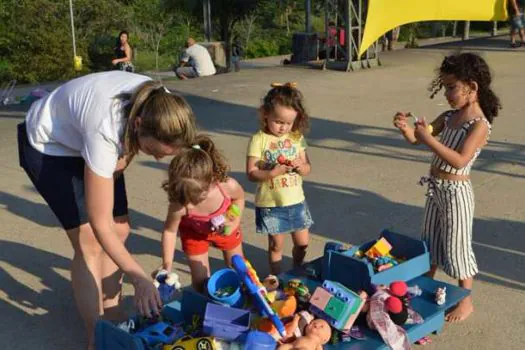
[421,111,491,280]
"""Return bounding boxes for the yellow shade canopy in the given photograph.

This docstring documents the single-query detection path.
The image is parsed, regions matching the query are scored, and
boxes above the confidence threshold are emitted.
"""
[359,0,509,57]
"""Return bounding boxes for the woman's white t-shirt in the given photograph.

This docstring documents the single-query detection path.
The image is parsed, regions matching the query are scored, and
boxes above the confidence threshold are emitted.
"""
[25,71,151,179]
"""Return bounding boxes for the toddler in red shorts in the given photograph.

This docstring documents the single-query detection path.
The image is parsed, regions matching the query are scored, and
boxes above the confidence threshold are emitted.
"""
[155,135,245,292]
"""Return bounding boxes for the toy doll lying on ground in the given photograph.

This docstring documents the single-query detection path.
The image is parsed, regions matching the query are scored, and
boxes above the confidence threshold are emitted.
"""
[277,312,332,350]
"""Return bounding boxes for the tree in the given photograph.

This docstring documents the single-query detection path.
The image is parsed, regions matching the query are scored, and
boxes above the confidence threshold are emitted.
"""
[131,0,179,71]
[1,0,74,83]
[209,0,257,68]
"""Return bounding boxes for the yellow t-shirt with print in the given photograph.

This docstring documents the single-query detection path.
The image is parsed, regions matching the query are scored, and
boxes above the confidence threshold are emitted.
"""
[247,130,307,207]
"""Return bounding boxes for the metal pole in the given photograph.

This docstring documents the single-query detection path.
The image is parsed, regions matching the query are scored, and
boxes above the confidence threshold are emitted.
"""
[203,0,211,42]
[69,0,77,58]
[492,21,498,36]
[305,0,312,32]
[462,21,470,40]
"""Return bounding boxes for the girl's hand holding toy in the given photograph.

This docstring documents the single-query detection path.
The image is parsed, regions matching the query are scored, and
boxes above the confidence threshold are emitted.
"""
[271,164,293,177]
[393,112,410,131]
[413,118,433,144]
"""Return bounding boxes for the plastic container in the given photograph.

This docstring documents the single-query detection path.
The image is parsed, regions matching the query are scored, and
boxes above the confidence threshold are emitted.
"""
[202,303,250,341]
[207,268,243,308]
[243,331,277,350]
[322,229,430,294]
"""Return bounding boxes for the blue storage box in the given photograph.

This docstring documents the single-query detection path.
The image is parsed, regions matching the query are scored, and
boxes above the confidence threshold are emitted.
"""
[202,303,251,341]
[322,229,430,293]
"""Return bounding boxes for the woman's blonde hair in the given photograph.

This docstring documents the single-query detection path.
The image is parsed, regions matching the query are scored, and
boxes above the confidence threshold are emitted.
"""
[123,80,197,160]
[162,135,229,205]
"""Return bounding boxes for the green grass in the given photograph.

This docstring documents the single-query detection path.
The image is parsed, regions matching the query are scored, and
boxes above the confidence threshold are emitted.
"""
[134,51,177,72]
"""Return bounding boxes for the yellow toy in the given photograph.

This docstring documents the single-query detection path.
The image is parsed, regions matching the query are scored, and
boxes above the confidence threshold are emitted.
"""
[163,335,217,350]
[365,237,392,259]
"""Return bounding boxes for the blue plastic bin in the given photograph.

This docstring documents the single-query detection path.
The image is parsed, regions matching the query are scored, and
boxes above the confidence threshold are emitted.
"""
[322,229,430,293]
[202,303,250,341]
[207,268,244,308]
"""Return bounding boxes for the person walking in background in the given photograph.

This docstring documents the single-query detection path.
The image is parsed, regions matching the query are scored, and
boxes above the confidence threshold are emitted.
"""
[231,36,244,72]
[508,0,525,48]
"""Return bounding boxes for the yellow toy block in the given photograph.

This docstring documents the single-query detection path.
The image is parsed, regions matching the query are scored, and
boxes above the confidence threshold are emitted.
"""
[365,237,392,259]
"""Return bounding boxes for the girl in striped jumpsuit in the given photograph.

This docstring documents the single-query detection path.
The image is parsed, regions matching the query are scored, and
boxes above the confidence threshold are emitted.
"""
[393,53,501,322]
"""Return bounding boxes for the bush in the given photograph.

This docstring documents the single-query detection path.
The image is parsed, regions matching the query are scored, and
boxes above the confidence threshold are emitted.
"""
[133,51,176,72]
[0,59,11,83]
[88,35,116,72]
[246,38,280,58]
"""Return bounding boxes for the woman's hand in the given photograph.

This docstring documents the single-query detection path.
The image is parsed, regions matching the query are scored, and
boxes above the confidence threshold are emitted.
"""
[131,273,162,318]
[112,59,119,65]
[393,112,411,132]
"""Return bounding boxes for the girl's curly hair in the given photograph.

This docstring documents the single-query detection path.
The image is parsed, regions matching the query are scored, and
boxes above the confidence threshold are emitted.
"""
[259,82,310,136]
[162,134,229,205]
[429,53,501,124]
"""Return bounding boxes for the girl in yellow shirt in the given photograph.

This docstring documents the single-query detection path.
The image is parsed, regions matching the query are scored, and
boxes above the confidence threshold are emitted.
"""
[246,83,313,274]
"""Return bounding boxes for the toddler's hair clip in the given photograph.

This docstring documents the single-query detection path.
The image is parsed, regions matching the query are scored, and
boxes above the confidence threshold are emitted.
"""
[271,82,298,88]
[192,144,201,150]
[162,86,171,94]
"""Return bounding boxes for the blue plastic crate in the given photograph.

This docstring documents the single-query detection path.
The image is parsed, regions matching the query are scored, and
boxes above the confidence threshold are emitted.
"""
[322,229,430,293]
[202,303,250,341]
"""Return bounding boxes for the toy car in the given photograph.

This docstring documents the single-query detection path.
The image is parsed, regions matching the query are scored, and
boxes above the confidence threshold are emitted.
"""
[135,321,185,348]
[163,335,217,350]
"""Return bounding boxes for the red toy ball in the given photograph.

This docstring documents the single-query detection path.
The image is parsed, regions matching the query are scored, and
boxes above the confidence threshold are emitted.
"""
[385,296,403,314]
[389,281,408,298]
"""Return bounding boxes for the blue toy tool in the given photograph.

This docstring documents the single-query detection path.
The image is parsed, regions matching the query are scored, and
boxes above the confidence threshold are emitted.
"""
[231,254,287,337]
[154,270,181,305]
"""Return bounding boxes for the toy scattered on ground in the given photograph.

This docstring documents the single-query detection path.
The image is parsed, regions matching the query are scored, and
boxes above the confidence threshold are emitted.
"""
[231,254,287,337]
[366,282,425,349]
[262,275,284,303]
[154,270,181,304]
[163,335,217,350]
[135,321,185,348]
[210,204,241,235]
[309,280,366,332]
[277,318,332,350]
[284,279,311,306]
[407,285,422,297]
[385,296,408,325]
[435,286,447,306]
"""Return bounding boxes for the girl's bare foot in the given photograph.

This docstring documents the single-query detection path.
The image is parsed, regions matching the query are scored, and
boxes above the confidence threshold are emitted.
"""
[445,296,473,322]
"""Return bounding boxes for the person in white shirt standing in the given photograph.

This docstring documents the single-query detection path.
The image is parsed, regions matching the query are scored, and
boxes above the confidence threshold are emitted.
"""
[175,37,216,80]
[17,71,197,349]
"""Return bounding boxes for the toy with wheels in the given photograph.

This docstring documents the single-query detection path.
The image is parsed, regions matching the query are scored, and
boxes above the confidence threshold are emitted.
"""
[134,321,185,348]
[163,336,217,350]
